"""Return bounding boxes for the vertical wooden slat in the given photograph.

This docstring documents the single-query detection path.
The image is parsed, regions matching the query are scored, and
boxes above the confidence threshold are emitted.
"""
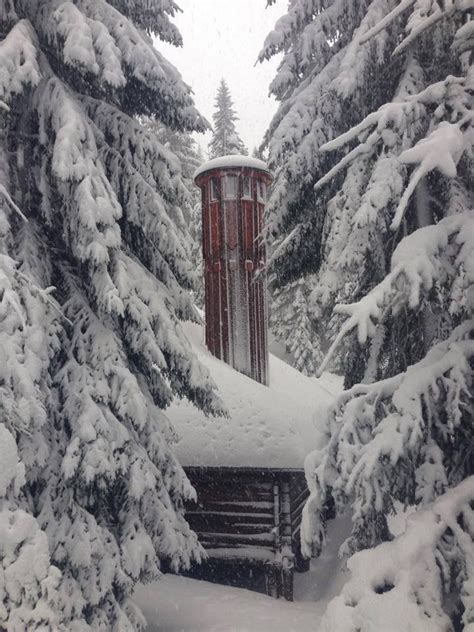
[280,479,294,601]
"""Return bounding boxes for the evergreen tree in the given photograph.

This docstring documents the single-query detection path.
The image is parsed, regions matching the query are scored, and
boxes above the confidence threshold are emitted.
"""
[144,119,205,307]
[270,276,323,375]
[208,79,247,158]
[262,1,473,628]
[0,1,223,629]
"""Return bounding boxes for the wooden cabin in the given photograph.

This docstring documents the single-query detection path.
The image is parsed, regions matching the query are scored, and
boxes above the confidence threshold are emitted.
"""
[167,321,334,600]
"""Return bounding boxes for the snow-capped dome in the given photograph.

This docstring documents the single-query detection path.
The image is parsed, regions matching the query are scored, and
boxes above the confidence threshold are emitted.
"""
[193,155,271,181]
[167,321,337,469]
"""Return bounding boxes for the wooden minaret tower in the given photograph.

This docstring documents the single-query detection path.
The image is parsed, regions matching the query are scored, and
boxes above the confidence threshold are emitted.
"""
[194,156,272,385]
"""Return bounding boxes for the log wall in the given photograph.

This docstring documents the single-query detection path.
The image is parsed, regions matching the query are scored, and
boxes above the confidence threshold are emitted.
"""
[184,467,309,600]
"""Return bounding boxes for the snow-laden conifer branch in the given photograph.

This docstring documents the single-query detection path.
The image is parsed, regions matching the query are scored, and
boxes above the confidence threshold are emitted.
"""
[0,20,41,103]
[0,424,65,630]
[392,0,452,56]
[304,320,474,560]
[108,0,183,43]
[358,0,416,45]
[391,121,466,229]
[320,477,474,632]
[0,233,66,629]
[314,78,471,235]
[360,0,474,57]
[318,74,469,156]
[82,98,196,290]
[0,183,28,222]
[318,211,474,374]
[26,0,207,129]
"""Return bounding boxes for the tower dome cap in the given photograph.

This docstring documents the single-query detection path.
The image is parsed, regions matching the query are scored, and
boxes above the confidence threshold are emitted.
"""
[194,155,271,182]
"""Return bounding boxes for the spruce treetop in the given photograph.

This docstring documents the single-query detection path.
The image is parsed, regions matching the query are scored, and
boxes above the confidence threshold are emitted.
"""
[209,79,247,158]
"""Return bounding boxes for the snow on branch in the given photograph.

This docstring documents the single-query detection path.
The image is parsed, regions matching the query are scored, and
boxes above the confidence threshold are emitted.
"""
[50,2,125,88]
[314,74,471,234]
[0,20,41,103]
[392,0,451,56]
[0,423,25,497]
[317,73,467,158]
[107,0,183,44]
[314,127,379,191]
[391,122,466,230]
[318,211,474,375]
[303,320,474,563]
[0,424,64,630]
[320,477,474,632]
[358,0,416,45]
[360,0,469,57]
[0,184,28,222]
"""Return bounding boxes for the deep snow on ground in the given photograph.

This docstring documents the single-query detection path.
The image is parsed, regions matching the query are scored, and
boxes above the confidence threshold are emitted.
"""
[134,516,352,632]
[135,576,320,632]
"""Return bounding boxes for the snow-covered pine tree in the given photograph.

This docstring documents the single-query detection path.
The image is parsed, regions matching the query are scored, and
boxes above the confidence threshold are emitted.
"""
[259,0,404,382]
[208,79,247,158]
[144,119,205,307]
[262,1,473,629]
[270,276,323,375]
[0,1,224,629]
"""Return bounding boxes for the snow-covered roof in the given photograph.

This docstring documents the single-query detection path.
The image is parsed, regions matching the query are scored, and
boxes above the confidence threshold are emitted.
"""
[167,321,336,469]
[193,155,271,181]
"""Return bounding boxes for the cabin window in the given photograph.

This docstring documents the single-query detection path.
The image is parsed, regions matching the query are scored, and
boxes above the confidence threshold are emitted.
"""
[242,175,252,199]
[224,175,238,199]
[257,180,266,202]
[210,178,218,201]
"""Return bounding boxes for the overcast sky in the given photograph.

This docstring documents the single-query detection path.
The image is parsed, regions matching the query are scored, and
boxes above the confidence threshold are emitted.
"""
[156,0,286,155]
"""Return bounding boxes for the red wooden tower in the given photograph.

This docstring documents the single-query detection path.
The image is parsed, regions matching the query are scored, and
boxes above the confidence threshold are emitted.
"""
[194,155,272,385]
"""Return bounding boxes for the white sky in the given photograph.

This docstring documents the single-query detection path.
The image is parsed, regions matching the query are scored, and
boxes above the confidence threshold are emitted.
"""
[156,0,286,156]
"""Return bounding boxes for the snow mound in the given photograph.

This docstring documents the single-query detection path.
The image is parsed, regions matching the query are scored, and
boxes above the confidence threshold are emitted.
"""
[320,477,474,632]
[193,155,270,180]
[168,321,334,469]
[134,575,321,632]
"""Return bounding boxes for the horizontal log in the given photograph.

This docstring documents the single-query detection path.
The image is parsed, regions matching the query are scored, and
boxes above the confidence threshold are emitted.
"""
[186,510,274,525]
[189,518,273,535]
[189,519,274,537]
[205,546,277,563]
[222,481,274,491]
[192,484,274,501]
[203,541,274,550]
[199,532,276,547]
[187,473,276,489]
[188,500,274,514]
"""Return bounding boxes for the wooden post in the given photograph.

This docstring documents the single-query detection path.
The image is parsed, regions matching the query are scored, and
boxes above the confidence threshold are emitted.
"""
[265,564,279,598]
[293,534,311,573]
[280,480,294,601]
[270,481,282,598]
